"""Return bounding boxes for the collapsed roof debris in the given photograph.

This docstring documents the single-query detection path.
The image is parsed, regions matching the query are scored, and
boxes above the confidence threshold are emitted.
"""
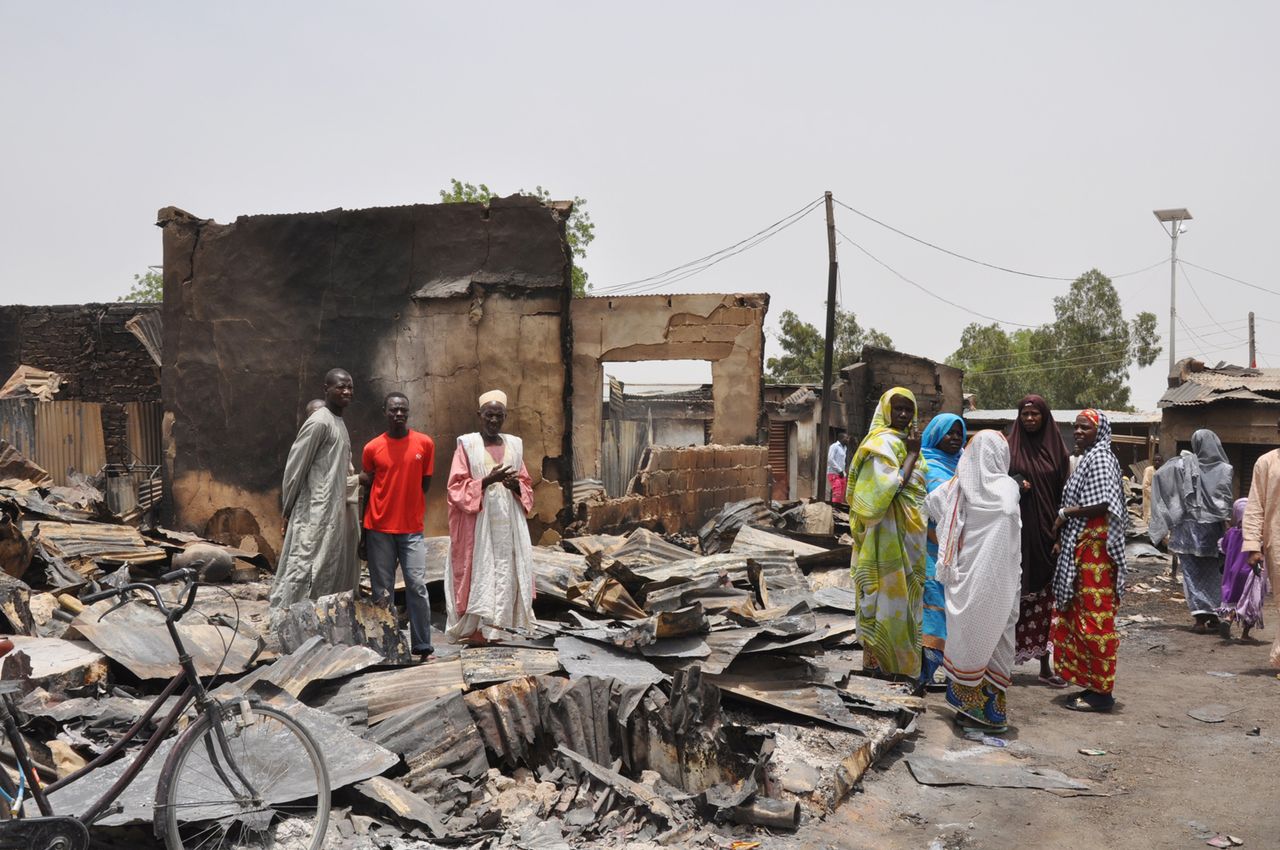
[0,437,917,848]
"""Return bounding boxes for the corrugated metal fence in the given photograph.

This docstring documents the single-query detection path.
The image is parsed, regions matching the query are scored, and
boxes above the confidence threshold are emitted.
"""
[34,401,106,485]
[0,399,166,487]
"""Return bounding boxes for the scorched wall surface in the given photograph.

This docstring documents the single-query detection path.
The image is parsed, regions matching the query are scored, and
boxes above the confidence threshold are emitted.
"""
[160,198,572,557]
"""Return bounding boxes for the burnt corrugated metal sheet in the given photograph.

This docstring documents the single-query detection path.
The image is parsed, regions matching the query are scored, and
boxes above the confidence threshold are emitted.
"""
[34,401,105,485]
[1158,382,1280,407]
[0,398,37,462]
[124,312,162,366]
[123,401,163,466]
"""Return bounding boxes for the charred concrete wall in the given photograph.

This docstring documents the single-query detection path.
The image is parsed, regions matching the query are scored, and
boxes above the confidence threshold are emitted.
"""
[582,444,769,534]
[842,346,964,440]
[0,304,161,463]
[160,197,573,559]
[571,294,769,479]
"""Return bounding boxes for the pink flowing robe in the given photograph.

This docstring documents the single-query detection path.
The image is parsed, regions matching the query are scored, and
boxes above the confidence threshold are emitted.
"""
[445,436,534,638]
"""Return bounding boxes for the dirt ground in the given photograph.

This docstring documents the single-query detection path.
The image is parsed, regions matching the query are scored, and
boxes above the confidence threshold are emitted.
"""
[777,554,1280,850]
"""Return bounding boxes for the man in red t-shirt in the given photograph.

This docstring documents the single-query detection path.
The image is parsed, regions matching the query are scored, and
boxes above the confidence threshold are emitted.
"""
[361,392,436,660]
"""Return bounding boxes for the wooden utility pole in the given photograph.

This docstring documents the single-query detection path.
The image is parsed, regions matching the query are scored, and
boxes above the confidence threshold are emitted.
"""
[816,192,839,500]
[1249,311,1257,368]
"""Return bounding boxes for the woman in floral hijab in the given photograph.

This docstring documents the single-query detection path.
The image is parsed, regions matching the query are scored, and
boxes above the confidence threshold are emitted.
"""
[849,387,928,678]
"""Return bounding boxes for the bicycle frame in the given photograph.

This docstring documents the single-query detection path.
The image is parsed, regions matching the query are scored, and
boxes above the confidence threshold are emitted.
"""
[2,574,259,831]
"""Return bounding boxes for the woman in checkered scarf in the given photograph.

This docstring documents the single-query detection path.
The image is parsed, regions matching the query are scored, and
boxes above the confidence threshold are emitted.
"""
[1049,409,1128,712]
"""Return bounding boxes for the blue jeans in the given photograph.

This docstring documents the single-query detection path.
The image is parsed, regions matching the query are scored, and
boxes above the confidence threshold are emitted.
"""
[365,530,432,654]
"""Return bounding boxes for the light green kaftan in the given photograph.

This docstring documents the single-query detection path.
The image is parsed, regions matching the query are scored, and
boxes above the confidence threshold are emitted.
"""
[268,407,360,612]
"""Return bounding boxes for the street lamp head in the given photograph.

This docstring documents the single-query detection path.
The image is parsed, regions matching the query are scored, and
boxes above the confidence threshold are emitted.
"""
[1153,208,1193,223]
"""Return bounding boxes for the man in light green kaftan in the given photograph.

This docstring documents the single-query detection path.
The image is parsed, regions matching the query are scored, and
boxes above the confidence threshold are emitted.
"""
[269,369,361,615]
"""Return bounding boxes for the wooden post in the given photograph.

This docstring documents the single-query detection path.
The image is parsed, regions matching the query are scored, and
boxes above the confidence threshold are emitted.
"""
[816,192,839,500]
[1249,311,1256,368]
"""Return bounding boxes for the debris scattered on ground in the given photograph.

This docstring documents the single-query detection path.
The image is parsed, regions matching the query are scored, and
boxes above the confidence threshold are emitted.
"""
[1187,704,1244,724]
[0,439,910,848]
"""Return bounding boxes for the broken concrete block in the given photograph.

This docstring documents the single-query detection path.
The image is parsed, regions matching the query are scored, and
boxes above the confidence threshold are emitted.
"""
[0,501,33,580]
[279,590,411,664]
[0,571,34,635]
[0,637,108,696]
[354,777,447,837]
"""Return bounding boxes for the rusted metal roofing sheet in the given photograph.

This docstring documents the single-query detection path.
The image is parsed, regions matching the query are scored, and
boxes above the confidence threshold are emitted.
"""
[123,401,163,466]
[608,527,697,565]
[1184,368,1280,390]
[731,525,828,558]
[0,399,38,464]
[25,520,166,572]
[308,658,466,726]
[48,695,398,827]
[1158,381,1280,407]
[459,645,562,687]
[124,311,162,367]
[71,621,259,679]
[367,689,489,796]
[554,635,665,685]
[707,656,874,734]
[215,634,383,699]
[35,401,106,486]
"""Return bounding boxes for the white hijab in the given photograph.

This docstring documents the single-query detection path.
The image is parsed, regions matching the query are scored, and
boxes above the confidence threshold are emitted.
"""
[926,430,1022,584]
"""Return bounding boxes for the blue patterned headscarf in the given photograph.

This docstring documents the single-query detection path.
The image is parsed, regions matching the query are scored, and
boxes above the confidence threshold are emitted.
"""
[921,413,966,493]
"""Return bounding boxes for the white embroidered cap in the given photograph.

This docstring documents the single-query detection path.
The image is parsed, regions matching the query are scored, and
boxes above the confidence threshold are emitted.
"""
[478,390,508,408]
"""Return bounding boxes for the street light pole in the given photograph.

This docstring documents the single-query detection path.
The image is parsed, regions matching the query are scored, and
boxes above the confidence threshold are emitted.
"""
[1154,208,1192,373]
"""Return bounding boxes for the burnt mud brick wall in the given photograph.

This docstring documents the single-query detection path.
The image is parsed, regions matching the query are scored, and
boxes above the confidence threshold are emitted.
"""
[571,294,769,479]
[0,304,161,463]
[159,197,573,560]
[842,346,964,441]
[583,445,769,534]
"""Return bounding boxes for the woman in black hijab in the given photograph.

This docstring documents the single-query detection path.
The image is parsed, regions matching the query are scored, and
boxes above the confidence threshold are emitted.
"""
[1006,395,1071,686]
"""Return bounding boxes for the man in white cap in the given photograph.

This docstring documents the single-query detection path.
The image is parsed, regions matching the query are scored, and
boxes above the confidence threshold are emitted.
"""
[444,390,535,642]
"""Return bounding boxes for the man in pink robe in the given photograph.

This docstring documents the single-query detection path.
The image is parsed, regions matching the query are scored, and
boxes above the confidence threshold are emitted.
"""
[445,390,535,642]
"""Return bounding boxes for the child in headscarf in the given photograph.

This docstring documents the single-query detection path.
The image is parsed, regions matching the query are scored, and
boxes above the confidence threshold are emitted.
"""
[1218,497,1270,639]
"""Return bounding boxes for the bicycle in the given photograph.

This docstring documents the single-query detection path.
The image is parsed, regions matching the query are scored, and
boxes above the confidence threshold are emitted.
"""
[0,567,331,850]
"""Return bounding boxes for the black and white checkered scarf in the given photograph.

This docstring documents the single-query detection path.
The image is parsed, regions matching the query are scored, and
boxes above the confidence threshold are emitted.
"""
[1052,411,1128,606]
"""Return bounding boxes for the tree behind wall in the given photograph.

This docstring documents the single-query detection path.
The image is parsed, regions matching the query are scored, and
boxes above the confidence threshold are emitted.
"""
[439,179,595,297]
[765,307,893,383]
[948,269,1162,410]
[117,269,162,303]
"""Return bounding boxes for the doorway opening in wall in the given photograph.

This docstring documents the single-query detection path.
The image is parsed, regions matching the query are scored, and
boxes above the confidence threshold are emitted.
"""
[599,360,714,498]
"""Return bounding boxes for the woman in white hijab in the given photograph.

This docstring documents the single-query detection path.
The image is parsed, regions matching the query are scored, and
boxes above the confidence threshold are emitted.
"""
[926,430,1023,731]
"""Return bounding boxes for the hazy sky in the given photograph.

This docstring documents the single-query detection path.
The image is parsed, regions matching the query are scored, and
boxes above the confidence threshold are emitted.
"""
[3,2,1277,409]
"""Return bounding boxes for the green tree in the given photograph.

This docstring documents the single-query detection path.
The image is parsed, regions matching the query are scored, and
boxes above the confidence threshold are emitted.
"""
[439,178,595,297]
[766,307,893,383]
[947,269,1162,409]
[118,269,162,303]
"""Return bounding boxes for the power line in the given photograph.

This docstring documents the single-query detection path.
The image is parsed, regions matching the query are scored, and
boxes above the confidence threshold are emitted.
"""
[835,228,1039,328]
[968,353,1134,378]
[831,197,1166,282]
[1178,264,1249,344]
[1178,260,1280,298]
[595,197,824,294]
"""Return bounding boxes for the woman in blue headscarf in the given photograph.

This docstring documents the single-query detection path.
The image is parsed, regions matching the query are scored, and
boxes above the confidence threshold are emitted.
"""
[919,413,967,686]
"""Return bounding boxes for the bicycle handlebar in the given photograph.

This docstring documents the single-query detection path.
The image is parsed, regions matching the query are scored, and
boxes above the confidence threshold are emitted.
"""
[81,568,199,622]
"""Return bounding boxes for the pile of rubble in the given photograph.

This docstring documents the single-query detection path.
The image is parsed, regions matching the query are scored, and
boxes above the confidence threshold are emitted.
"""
[0,442,918,849]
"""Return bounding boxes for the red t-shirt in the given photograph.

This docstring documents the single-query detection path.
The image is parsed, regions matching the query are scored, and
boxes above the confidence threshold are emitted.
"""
[362,430,436,534]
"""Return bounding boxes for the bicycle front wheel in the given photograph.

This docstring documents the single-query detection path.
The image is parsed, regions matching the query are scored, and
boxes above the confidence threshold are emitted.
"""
[158,702,331,850]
